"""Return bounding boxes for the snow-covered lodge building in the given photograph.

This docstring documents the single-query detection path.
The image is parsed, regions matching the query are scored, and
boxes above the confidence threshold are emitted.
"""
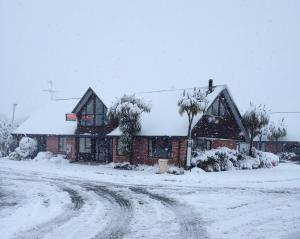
[12,81,249,165]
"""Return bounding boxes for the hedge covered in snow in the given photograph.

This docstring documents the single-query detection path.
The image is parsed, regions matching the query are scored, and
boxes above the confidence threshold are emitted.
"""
[192,147,279,172]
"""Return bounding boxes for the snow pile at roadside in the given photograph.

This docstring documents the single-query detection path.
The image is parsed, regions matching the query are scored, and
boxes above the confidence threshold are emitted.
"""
[192,147,279,172]
[33,152,70,166]
[110,162,158,173]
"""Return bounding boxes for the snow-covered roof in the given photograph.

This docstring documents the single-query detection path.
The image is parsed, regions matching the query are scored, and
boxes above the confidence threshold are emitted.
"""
[108,85,226,137]
[13,99,78,135]
[258,113,300,142]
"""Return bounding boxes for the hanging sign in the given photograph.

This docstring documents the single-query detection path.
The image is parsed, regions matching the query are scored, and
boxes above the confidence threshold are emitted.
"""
[66,113,77,121]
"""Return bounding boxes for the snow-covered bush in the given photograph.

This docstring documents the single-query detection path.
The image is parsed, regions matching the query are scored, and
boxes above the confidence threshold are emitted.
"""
[9,137,38,160]
[167,166,184,175]
[192,147,279,172]
[278,152,297,161]
[113,162,137,170]
[192,147,239,172]
[33,151,54,161]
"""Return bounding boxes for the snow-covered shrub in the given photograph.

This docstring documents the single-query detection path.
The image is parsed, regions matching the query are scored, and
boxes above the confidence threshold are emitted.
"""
[33,151,54,162]
[278,152,297,161]
[190,167,205,174]
[192,147,279,172]
[192,147,239,172]
[167,166,184,175]
[113,162,137,170]
[9,137,38,160]
[8,151,22,161]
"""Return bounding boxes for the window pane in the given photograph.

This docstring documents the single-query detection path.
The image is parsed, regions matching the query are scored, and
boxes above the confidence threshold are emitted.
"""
[79,138,92,153]
[79,138,85,153]
[86,98,94,114]
[117,138,125,155]
[95,114,104,126]
[85,138,91,153]
[59,137,67,152]
[149,137,172,158]
[96,98,103,114]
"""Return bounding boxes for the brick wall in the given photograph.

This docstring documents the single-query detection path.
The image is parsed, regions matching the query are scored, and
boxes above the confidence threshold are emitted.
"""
[66,137,76,161]
[46,136,59,154]
[211,139,237,150]
[112,137,187,166]
[265,142,284,154]
[46,136,76,161]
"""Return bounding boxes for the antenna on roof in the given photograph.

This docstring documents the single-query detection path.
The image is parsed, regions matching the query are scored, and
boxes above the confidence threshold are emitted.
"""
[43,80,59,100]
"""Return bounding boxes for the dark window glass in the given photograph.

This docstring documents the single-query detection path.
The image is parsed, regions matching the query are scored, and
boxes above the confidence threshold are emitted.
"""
[86,98,94,114]
[117,138,125,155]
[80,96,107,127]
[148,137,172,158]
[59,137,67,152]
[193,138,212,151]
[79,138,91,153]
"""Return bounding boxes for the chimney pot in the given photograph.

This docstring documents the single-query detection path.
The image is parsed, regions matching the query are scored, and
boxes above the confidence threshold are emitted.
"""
[208,79,213,93]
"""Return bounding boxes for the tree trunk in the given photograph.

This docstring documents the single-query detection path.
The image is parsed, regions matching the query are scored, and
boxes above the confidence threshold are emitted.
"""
[128,138,134,165]
[186,115,194,169]
[249,130,254,157]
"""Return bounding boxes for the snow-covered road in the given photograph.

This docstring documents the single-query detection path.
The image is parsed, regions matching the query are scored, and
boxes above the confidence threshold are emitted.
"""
[0,158,300,239]
[0,168,207,239]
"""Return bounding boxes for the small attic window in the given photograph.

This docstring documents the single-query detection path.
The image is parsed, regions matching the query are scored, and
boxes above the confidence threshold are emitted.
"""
[206,96,229,117]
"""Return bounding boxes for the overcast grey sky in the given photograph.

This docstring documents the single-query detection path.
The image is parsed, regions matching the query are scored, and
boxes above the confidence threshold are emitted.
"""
[0,0,299,119]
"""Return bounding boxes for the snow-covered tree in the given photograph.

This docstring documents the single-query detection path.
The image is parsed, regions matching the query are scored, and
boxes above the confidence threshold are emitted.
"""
[178,88,208,167]
[257,126,269,150]
[242,103,269,157]
[108,94,151,164]
[268,118,287,154]
[0,118,14,156]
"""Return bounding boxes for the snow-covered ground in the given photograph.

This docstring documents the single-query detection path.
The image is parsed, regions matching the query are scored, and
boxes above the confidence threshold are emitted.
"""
[0,157,299,239]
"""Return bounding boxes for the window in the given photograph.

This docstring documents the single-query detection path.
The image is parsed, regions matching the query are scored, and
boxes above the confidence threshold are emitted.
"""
[206,96,229,117]
[193,138,212,151]
[116,138,126,156]
[79,138,92,153]
[80,96,107,127]
[58,137,67,152]
[148,137,172,158]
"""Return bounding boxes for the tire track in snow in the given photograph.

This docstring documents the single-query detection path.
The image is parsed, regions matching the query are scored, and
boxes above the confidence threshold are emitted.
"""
[83,184,133,239]
[14,185,85,239]
[130,187,208,239]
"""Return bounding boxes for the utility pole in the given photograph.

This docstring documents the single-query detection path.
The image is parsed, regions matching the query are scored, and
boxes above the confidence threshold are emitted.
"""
[43,80,59,100]
[12,103,18,127]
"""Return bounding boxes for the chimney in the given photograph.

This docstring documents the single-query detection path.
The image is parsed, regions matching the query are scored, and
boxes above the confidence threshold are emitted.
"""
[208,79,213,93]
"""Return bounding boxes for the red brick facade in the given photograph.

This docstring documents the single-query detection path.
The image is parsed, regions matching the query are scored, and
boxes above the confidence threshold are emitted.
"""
[46,136,59,153]
[211,139,237,150]
[46,136,76,161]
[112,137,187,166]
[264,142,284,154]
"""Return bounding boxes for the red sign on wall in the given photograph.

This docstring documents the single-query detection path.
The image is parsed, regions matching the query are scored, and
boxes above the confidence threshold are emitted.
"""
[66,113,77,121]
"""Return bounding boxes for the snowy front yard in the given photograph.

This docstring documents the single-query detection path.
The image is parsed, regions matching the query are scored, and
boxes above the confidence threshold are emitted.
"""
[0,158,299,239]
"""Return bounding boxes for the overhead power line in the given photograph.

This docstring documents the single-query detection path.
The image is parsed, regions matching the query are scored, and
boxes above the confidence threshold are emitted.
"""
[270,111,300,114]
